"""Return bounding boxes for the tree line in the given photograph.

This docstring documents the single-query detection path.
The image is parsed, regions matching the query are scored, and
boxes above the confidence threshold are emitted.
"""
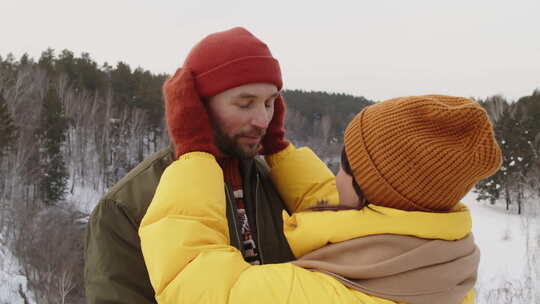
[1,49,538,212]
[0,50,170,303]
[475,92,540,214]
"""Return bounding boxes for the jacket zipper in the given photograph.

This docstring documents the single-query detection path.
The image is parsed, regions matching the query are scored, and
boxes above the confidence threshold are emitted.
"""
[225,184,242,252]
[254,173,265,264]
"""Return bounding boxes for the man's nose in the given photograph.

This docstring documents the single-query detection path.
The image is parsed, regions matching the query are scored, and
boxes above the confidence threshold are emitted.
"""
[250,104,271,129]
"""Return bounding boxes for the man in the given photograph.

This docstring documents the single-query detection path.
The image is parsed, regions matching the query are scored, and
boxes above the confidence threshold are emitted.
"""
[84,27,297,303]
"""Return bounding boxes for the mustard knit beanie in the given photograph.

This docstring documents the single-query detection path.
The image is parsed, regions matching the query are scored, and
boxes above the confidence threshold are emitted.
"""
[343,95,502,212]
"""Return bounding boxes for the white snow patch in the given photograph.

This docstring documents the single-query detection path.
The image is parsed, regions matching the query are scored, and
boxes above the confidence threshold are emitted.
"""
[0,241,34,304]
[65,184,103,215]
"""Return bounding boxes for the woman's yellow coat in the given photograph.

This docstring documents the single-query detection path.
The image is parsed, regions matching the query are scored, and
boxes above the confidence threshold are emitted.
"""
[139,145,476,303]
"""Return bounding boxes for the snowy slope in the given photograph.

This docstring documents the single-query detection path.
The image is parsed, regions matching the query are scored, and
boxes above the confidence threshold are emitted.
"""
[0,242,33,304]
[464,192,540,303]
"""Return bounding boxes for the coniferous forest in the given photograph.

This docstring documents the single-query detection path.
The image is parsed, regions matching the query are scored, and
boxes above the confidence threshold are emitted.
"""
[0,49,538,303]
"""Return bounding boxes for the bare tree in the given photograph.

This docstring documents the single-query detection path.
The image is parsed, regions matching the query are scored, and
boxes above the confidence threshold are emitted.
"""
[12,203,86,304]
[482,95,508,123]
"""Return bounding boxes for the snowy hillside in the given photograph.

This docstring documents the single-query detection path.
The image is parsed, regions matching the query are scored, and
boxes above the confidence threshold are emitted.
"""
[0,243,33,304]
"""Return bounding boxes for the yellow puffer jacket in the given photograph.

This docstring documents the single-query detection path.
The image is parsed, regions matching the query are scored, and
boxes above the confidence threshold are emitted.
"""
[139,145,476,304]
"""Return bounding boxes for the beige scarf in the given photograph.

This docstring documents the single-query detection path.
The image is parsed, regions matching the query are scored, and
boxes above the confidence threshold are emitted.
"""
[293,233,479,304]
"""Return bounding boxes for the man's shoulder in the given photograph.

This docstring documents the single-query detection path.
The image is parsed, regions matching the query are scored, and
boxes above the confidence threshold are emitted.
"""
[96,146,175,225]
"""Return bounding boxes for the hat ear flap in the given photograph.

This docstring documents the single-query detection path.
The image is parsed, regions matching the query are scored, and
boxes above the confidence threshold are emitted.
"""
[163,67,217,158]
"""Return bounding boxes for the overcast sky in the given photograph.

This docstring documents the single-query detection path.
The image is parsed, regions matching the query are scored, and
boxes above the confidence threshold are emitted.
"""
[1,0,539,101]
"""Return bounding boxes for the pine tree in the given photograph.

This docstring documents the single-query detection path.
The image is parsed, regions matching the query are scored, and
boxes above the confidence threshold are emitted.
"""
[38,83,68,204]
[0,90,16,157]
[38,48,55,71]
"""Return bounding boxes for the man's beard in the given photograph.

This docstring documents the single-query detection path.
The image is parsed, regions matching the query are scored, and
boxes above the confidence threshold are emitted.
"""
[212,122,265,159]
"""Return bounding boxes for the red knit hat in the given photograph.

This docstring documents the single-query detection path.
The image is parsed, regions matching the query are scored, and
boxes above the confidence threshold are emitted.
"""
[183,27,283,98]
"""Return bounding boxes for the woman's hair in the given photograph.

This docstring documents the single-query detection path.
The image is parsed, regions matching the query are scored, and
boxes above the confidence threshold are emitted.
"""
[340,148,368,203]
[308,148,372,212]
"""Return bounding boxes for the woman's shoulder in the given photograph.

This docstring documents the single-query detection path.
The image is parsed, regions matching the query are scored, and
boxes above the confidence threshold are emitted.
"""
[283,204,473,257]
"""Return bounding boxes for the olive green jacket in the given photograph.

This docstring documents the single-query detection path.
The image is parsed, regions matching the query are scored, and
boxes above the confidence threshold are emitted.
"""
[84,147,295,304]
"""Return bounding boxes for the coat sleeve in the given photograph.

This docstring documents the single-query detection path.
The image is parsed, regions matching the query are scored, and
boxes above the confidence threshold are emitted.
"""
[139,152,400,304]
[139,152,250,303]
[264,144,339,212]
[85,199,156,304]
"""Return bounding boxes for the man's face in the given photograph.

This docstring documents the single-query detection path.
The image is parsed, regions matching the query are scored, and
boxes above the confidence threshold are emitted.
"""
[207,83,279,158]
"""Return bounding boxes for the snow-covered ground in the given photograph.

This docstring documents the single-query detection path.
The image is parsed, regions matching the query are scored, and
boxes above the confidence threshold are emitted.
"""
[465,192,540,303]
[0,243,33,304]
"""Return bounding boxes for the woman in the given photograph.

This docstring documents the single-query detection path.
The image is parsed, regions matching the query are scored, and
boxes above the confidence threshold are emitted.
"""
[139,95,501,304]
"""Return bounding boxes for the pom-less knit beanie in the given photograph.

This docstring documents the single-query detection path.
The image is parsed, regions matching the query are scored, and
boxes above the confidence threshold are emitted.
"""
[183,27,282,98]
[343,95,502,212]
